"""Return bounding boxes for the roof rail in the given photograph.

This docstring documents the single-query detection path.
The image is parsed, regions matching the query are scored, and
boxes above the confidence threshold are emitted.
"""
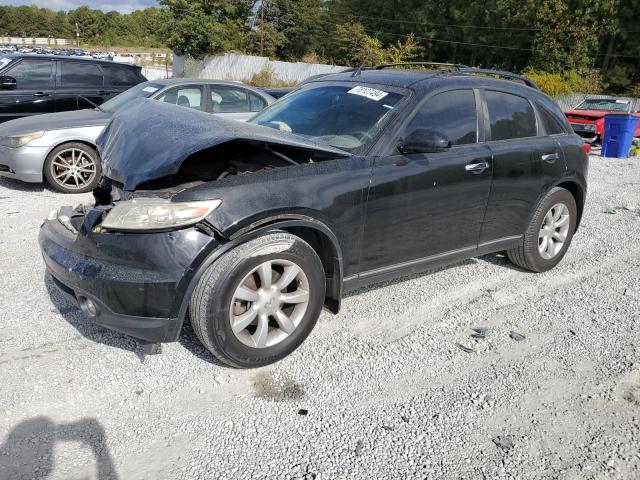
[455,68,539,90]
[375,62,468,70]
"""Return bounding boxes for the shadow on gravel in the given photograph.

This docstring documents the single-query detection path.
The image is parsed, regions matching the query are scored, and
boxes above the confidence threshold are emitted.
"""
[478,252,529,272]
[44,273,153,362]
[0,176,49,193]
[178,319,227,367]
[0,416,118,480]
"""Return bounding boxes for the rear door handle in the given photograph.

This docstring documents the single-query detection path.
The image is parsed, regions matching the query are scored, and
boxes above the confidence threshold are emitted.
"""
[97,90,110,95]
[465,161,489,174]
[541,153,559,163]
[33,92,50,97]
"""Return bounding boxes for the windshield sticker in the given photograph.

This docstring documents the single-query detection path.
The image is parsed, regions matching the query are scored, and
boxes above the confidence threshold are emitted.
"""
[348,86,388,101]
[142,86,159,93]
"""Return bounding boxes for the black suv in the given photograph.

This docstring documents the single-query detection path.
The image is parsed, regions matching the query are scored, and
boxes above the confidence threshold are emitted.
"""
[39,65,588,368]
[0,54,146,122]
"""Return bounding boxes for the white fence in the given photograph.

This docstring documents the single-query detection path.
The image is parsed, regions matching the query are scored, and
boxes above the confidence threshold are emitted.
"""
[0,37,70,46]
[173,53,345,83]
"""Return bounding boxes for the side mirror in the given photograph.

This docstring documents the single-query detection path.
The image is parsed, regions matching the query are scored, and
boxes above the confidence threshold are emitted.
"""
[0,76,16,90]
[399,128,451,154]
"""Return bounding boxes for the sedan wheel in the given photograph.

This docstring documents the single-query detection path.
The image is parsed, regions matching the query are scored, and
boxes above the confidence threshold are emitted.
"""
[44,142,101,194]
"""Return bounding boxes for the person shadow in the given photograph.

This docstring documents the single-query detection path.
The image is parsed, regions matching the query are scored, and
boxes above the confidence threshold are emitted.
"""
[0,417,118,479]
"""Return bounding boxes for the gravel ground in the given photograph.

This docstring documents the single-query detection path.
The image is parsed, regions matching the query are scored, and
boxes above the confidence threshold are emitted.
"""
[0,155,639,480]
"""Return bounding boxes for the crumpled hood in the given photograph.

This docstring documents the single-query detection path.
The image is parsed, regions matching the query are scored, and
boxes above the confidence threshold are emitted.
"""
[0,108,112,136]
[97,98,350,191]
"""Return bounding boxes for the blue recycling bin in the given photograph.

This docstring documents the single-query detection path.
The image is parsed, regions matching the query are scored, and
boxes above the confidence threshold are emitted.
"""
[601,114,640,158]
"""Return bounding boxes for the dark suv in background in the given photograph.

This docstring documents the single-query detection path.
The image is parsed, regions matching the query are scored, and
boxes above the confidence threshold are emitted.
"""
[0,54,146,122]
[40,65,588,368]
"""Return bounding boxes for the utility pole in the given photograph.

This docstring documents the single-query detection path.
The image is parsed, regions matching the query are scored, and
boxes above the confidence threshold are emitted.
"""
[75,22,80,47]
[259,0,265,56]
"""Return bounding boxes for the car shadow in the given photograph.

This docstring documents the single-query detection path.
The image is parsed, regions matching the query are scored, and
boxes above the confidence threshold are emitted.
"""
[0,416,119,480]
[178,319,228,367]
[44,273,158,363]
[477,252,529,272]
[0,176,49,193]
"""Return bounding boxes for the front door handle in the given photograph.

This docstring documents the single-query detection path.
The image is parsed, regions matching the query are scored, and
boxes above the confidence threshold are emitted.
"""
[465,161,489,174]
[541,152,559,163]
[33,91,50,97]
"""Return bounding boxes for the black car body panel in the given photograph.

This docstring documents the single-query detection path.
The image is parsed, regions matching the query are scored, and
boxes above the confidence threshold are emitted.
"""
[39,69,589,344]
[97,99,350,190]
[0,54,146,123]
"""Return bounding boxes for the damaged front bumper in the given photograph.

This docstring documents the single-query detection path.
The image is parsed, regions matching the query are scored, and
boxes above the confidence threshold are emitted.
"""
[38,205,219,342]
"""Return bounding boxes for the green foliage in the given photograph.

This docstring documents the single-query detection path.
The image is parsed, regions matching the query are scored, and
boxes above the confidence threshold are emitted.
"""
[523,68,606,96]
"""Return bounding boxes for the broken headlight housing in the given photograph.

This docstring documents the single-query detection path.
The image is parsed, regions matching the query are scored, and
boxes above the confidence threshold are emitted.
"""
[0,131,44,148]
[101,198,221,231]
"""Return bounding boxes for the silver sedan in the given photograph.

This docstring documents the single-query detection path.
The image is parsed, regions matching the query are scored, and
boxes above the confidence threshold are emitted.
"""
[0,79,274,193]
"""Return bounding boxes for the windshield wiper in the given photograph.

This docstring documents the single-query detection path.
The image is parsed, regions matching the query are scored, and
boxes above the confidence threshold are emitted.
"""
[79,95,104,112]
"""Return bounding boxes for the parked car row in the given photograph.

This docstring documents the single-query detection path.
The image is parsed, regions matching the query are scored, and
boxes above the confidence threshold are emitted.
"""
[0,44,115,60]
[0,54,275,192]
[31,64,588,367]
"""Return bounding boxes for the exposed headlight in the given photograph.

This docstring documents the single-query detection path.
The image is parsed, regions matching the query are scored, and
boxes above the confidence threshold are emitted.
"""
[584,124,596,131]
[101,198,221,231]
[0,131,44,148]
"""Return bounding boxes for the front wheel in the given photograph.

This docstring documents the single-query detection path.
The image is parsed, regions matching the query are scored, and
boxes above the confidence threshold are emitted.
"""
[44,142,101,194]
[189,232,326,368]
[507,187,577,272]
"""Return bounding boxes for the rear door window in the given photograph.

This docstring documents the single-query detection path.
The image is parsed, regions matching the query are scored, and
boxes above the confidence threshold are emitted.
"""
[156,86,203,110]
[5,59,53,89]
[59,61,103,87]
[210,86,250,113]
[485,91,537,141]
[405,89,478,145]
[103,65,142,87]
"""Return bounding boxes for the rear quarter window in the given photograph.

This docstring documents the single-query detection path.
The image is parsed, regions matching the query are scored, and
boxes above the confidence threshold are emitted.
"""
[103,65,144,87]
[485,90,537,141]
[536,102,569,135]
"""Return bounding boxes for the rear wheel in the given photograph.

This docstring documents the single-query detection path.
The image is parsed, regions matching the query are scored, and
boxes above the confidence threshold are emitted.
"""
[507,187,577,272]
[189,232,325,368]
[44,142,101,194]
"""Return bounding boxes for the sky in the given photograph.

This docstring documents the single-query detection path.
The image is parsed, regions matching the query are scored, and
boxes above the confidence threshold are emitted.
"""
[0,0,159,14]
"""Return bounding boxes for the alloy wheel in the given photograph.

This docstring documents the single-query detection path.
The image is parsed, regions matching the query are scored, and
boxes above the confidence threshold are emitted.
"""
[538,202,570,260]
[229,259,310,348]
[50,148,97,191]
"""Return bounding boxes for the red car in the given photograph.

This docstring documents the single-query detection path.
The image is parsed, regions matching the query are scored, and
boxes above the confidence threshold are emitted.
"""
[564,98,640,144]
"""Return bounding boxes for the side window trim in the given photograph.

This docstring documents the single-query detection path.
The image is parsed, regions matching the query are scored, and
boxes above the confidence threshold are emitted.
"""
[482,88,539,143]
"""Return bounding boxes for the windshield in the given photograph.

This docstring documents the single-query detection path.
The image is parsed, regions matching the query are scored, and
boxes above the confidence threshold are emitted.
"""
[575,98,631,112]
[250,84,406,151]
[100,82,163,112]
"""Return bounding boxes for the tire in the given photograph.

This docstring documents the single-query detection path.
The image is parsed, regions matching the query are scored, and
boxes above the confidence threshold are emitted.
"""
[190,231,326,368]
[507,187,577,273]
[44,142,101,193]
